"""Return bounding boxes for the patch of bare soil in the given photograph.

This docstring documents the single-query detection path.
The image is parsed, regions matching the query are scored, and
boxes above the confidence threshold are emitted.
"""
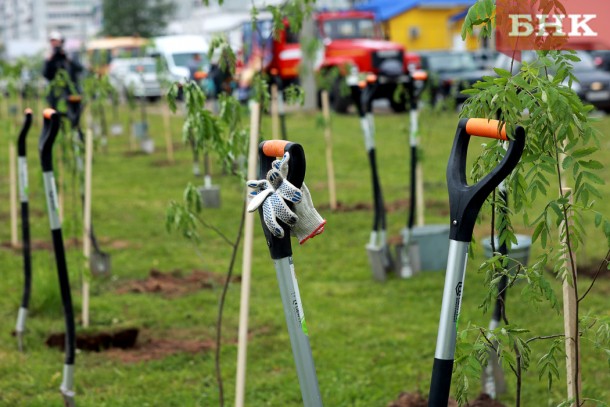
[318,198,449,216]
[46,328,139,352]
[105,337,214,363]
[388,392,504,407]
[576,261,610,280]
[115,269,240,298]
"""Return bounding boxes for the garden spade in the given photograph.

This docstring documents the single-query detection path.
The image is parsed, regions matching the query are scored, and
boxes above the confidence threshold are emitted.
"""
[481,180,509,398]
[349,75,394,281]
[15,108,33,352]
[396,70,428,278]
[65,96,111,276]
[39,108,77,407]
[199,152,221,208]
[251,140,323,407]
[428,119,525,406]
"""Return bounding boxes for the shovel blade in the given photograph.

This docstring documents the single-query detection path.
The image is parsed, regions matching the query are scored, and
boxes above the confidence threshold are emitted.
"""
[90,251,111,277]
[395,241,421,278]
[481,349,507,398]
[366,244,387,282]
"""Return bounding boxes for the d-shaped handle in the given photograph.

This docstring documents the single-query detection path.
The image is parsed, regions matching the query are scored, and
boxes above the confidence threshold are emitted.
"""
[17,108,33,156]
[447,118,525,242]
[39,109,61,172]
[257,140,306,259]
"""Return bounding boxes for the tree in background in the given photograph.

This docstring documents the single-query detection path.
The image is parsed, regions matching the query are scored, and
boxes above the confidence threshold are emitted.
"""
[101,0,175,38]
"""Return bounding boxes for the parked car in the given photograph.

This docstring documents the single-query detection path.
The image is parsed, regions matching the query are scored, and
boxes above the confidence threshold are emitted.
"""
[494,51,610,112]
[150,35,209,84]
[590,50,610,72]
[418,51,493,105]
[108,57,163,101]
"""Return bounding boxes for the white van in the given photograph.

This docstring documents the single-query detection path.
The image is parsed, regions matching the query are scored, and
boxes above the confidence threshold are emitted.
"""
[151,35,210,84]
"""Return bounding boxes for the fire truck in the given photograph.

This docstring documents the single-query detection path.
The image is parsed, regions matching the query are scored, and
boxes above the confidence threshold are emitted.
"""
[240,10,417,113]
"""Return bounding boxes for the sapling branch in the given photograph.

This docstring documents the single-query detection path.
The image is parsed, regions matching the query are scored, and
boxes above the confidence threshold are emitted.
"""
[578,249,610,303]
[214,202,246,407]
[193,215,234,247]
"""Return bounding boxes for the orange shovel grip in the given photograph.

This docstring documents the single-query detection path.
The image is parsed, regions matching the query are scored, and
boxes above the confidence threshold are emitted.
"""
[67,94,82,102]
[465,118,507,140]
[412,70,428,81]
[24,108,33,115]
[43,108,56,119]
[262,140,290,157]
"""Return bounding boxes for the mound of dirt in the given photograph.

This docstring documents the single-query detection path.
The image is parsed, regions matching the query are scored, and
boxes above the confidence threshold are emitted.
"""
[388,392,504,407]
[46,328,139,352]
[116,269,240,298]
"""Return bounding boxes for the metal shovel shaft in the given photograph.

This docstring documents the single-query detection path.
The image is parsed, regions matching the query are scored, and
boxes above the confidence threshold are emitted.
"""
[429,239,469,407]
[274,257,322,407]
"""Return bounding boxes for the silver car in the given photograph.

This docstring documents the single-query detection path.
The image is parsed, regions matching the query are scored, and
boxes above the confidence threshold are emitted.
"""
[108,57,163,101]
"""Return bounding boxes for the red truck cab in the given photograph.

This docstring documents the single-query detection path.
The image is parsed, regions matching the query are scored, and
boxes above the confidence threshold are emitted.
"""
[240,10,413,112]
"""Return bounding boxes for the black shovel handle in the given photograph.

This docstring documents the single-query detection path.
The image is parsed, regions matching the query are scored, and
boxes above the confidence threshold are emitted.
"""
[39,109,61,171]
[258,140,306,260]
[18,109,33,156]
[447,118,525,242]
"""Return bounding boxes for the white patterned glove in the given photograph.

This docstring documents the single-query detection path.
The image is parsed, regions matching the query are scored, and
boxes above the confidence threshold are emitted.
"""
[246,170,302,239]
[272,153,326,244]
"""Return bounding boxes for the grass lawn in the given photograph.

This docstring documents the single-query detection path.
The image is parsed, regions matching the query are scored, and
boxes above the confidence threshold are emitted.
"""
[0,97,608,406]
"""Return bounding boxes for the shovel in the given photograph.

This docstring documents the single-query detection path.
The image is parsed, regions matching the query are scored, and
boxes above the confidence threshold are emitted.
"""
[64,96,112,277]
[396,70,428,278]
[39,109,77,407]
[349,75,394,281]
[198,152,221,208]
[428,118,525,406]
[15,108,33,352]
[481,181,509,397]
[254,140,323,407]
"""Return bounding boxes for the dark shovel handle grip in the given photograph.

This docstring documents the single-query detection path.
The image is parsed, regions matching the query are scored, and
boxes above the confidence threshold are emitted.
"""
[18,109,33,156]
[39,109,61,172]
[258,140,306,259]
[447,118,525,242]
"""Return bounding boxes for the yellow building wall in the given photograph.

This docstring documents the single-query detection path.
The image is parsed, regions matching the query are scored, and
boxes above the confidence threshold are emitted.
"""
[387,8,479,51]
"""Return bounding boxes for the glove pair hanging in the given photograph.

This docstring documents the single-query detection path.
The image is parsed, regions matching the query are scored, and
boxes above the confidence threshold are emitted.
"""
[247,152,326,244]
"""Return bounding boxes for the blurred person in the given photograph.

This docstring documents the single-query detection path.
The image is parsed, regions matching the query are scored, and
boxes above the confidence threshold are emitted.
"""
[42,31,83,109]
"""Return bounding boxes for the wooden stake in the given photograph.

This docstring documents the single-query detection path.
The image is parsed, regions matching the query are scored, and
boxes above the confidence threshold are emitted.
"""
[271,84,280,140]
[321,90,337,210]
[235,101,260,407]
[9,142,19,248]
[82,128,94,328]
[416,162,424,226]
[163,103,175,163]
[561,187,581,404]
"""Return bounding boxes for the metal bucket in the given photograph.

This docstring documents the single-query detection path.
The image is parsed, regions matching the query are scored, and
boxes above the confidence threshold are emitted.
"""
[132,122,148,139]
[411,224,451,271]
[482,234,532,273]
[198,185,221,208]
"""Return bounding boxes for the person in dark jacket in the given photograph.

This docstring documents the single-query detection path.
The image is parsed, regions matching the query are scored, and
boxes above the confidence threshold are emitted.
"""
[42,31,83,109]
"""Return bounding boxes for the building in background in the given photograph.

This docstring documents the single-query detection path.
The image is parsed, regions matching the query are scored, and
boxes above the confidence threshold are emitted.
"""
[356,0,480,51]
[0,0,102,59]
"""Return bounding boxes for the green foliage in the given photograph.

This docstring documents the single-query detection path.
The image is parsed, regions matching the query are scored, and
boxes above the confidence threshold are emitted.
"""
[101,0,175,37]
[460,4,610,403]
